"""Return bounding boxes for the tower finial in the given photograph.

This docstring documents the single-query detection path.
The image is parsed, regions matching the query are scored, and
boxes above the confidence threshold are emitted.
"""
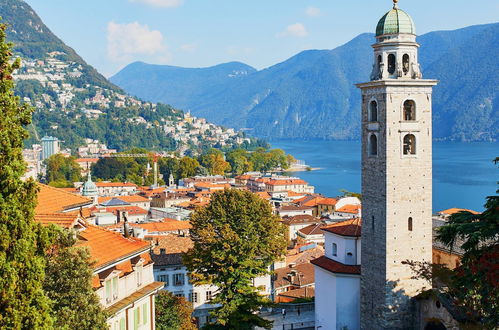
[393,0,399,9]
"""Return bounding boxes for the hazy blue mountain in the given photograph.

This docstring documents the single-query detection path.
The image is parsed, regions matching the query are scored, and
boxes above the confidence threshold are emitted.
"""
[111,23,499,141]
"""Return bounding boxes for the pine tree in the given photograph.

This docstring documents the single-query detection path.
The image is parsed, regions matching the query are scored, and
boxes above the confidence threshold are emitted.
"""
[0,21,53,328]
[183,189,287,329]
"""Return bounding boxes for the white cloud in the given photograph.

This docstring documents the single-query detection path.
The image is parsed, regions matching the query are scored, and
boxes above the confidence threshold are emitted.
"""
[129,0,183,8]
[277,23,308,38]
[180,43,197,53]
[305,6,321,17]
[107,21,171,63]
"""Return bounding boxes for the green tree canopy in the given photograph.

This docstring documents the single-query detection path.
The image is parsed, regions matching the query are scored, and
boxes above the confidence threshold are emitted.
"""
[200,149,231,176]
[0,20,53,328]
[44,153,82,186]
[44,226,108,329]
[183,189,287,329]
[155,291,196,330]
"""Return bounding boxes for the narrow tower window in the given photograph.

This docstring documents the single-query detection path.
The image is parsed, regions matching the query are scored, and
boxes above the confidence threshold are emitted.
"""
[402,54,410,75]
[369,134,378,156]
[408,217,413,231]
[388,54,396,74]
[403,100,416,121]
[369,100,378,122]
[403,134,416,155]
[332,243,337,257]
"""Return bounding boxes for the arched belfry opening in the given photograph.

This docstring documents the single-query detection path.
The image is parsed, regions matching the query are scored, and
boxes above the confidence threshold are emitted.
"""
[388,54,396,74]
[403,134,416,155]
[424,320,447,330]
[369,100,378,122]
[369,134,378,156]
[403,100,416,121]
[402,54,410,75]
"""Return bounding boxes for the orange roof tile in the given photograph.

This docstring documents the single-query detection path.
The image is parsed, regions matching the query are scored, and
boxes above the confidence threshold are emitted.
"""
[311,255,360,275]
[438,208,480,215]
[75,158,99,163]
[98,195,150,204]
[151,235,194,255]
[286,191,305,197]
[34,213,80,228]
[36,183,92,214]
[336,204,361,214]
[317,198,338,206]
[103,206,148,215]
[322,218,362,237]
[267,179,308,186]
[255,191,271,200]
[77,225,150,270]
[133,219,192,232]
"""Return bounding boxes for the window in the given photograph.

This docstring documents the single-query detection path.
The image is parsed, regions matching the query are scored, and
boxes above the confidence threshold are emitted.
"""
[189,291,198,303]
[403,134,416,155]
[402,54,410,74]
[173,273,185,286]
[136,265,143,287]
[369,134,378,156]
[372,215,375,231]
[369,100,378,122]
[158,274,169,286]
[403,100,416,121]
[105,276,119,303]
[388,54,396,74]
[206,291,213,301]
[142,302,148,326]
[332,243,337,257]
[174,291,185,298]
[408,217,413,231]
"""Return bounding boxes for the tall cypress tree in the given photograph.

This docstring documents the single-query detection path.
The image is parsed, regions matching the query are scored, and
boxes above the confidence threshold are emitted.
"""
[0,21,53,328]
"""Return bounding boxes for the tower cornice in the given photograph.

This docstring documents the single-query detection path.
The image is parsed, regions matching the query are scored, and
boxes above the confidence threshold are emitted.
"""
[356,79,438,89]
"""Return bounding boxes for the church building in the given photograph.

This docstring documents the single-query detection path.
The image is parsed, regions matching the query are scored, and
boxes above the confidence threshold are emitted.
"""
[313,1,438,329]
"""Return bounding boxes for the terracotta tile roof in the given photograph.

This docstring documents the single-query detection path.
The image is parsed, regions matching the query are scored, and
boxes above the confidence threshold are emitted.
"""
[322,218,362,237]
[281,215,319,225]
[267,179,308,186]
[317,198,338,206]
[98,195,150,204]
[58,187,79,193]
[95,182,138,188]
[103,206,148,215]
[336,204,361,214]
[298,223,325,236]
[36,183,92,214]
[150,235,194,266]
[77,225,150,270]
[235,175,252,180]
[274,263,315,289]
[280,205,313,212]
[255,191,271,200]
[311,255,360,275]
[286,246,324,265]
[286,191,305,197]
[438,208,480,215]
[133,219,192,232]
[194,182,231,189]
[278,287,315,300]
[34,213,81,228]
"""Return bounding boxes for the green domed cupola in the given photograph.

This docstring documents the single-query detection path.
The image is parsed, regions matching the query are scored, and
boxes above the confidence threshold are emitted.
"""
[376,0,415,36]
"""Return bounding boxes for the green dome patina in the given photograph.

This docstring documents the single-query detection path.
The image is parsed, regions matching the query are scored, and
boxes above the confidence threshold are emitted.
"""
[82,173,98,197]
[376,3,415,36]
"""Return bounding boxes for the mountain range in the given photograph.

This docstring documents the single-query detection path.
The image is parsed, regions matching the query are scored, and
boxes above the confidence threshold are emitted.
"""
[111,23,499,141]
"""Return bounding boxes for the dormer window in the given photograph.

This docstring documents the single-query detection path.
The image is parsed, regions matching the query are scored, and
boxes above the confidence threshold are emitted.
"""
[105,276,119,303]
[332,243,338,257]
[136,265,143,287]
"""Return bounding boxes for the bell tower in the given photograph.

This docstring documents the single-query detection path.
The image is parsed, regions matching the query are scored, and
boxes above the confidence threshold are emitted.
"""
[356,1,437,328]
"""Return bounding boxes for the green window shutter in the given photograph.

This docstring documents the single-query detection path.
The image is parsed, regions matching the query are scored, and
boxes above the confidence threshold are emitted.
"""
[143,302,148,325]
[120,318,125,330]
[134,308,139,330]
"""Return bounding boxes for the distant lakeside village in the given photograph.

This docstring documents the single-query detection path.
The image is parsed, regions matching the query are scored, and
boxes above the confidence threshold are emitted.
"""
[11,0,495,329]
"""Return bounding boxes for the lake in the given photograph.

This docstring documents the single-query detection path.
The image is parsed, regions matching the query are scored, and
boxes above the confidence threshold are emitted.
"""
[270,139,498,212]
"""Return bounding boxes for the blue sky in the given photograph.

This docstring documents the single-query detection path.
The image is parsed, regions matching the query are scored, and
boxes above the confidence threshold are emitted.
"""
[25,0,499,77]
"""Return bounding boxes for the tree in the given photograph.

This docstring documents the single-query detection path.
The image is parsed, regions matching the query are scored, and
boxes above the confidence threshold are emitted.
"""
[44,226,108,329]
[0,21,53,327]
[226,149,252,175]
[184,189,287,329]
[155,291,196,330]
[177,156,200,179]
[435,158,499,327]
[200,149,231,175]
[45,153,82,185]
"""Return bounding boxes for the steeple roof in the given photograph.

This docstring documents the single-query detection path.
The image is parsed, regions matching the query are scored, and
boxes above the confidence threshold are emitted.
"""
[376,1,416,37]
